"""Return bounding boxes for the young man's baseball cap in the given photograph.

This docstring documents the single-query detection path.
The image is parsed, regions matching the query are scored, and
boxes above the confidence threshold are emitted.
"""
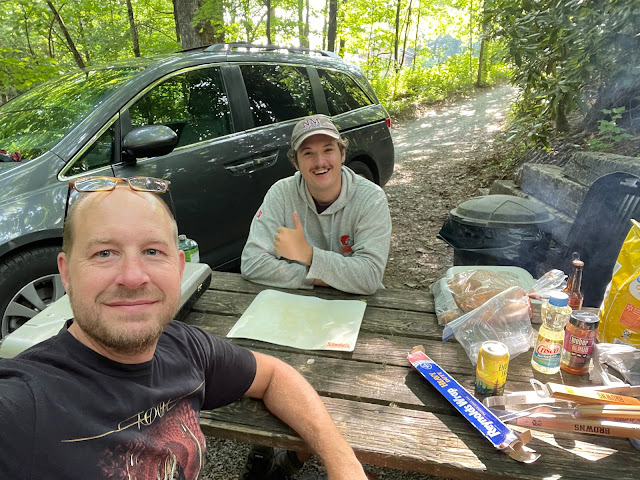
[291,115,340,151]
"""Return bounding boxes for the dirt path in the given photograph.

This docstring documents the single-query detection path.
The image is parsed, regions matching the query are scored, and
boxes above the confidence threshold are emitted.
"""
[383,84,518,290]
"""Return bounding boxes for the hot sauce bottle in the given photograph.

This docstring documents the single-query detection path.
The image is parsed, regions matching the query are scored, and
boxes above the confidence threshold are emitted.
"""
[563,253,584,310]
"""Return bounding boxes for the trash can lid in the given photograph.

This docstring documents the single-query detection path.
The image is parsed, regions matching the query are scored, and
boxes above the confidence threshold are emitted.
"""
[450,195,554,227]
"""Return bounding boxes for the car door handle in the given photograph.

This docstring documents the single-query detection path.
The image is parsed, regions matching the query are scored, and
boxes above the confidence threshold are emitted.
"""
[252,153,278,167]
[224,153,278,175]
[224,159,255,174]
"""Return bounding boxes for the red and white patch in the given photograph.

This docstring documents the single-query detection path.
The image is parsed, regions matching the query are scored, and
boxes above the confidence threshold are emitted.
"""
[340,235,353,254]
[256,210,263,219]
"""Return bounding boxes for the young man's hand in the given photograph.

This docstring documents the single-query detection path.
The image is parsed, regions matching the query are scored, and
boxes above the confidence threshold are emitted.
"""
[274,211,313,265]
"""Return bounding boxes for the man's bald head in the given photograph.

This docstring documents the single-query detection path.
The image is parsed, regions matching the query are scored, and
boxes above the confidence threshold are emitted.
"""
[62,186,178,256]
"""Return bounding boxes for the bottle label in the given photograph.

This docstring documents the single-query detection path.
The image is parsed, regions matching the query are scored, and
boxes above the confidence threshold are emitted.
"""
[561,329,596,369]
[184,247,199,263]
[532,335,562,369]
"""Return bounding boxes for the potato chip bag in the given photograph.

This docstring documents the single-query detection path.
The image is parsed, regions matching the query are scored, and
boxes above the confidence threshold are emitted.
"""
[599,219,640,346]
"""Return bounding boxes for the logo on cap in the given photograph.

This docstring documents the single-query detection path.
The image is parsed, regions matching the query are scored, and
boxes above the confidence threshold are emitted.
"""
[302,117,322,131]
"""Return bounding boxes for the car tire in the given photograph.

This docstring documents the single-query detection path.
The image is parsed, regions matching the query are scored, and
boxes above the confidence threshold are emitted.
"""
[348,160,375,183]
[0,246,65,338]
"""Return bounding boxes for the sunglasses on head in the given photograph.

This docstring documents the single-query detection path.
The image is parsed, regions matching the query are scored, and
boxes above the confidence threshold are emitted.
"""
[64,176,175,220]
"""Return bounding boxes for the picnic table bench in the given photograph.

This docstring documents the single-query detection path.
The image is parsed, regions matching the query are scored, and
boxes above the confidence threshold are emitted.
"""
[185,271,640,480]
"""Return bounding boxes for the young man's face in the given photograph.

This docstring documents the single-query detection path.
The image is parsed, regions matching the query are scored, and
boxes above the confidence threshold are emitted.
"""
[295,134,345,204]
[58,187,185,358]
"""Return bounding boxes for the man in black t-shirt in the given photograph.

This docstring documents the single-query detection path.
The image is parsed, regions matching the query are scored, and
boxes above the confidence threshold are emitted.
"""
[0,177,367,480]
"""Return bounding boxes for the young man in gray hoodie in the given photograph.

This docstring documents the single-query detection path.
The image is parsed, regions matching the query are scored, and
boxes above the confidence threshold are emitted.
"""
[241,114,392,296]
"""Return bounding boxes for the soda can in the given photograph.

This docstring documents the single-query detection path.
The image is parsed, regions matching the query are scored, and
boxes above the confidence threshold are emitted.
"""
[475,341,510,398]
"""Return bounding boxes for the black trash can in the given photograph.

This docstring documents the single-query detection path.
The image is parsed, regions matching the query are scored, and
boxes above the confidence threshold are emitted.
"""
[438,195,554,276]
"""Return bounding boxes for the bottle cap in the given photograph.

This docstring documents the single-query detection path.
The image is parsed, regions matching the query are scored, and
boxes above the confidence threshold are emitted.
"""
[548,291,569,307]
[569,311,599,330]
[178,234,187,241]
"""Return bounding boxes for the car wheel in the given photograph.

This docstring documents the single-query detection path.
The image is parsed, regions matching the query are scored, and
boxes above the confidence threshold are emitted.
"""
[348,160,375,183]
[0,246,65,338]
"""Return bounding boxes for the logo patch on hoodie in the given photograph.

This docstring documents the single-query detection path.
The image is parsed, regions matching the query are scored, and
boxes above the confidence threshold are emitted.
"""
[340,235,353,254]
[256,210,263,219]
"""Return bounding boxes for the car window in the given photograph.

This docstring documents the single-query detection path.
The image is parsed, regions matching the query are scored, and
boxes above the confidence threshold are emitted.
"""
[66,123,116,176]
[0,68,141,161]
[128,67,231,148]
[317,69,373,116]
[240,64,315,126]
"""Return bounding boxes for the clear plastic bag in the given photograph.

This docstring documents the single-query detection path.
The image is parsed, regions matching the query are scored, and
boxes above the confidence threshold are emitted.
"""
[442,286,534,366]
[590,342,640,386]
[527,269,567,300]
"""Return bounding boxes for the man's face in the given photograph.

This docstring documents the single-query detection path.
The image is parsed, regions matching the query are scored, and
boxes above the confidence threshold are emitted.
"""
[58,187,185,358]
[295,134,345,204]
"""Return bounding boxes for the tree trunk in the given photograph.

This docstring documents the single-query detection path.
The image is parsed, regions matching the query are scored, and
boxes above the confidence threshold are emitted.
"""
[126,0,141,57]
[304,0,310,48]
[171,0,181,43]
[322,0,329,50]
[556,96,570,132]
[327,0,337,52]
[173,0,217,50]
[21,5,35,56]
[46,0,85,69]
[400,0,413,67]
[394,0,401,71]
[412,0,421,68]
[77,17,91,64]
[476,38,486,86]
[266,0,272,45]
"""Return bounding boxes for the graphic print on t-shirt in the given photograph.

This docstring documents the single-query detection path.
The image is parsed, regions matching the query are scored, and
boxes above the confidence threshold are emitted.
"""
[96,400,205,480]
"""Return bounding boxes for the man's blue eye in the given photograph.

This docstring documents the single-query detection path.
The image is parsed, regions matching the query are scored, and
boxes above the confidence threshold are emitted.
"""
[98,250,110,258]
[145,249,158,256]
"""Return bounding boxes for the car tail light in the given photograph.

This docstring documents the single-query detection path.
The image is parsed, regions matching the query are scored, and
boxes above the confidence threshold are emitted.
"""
[386,117,391,128]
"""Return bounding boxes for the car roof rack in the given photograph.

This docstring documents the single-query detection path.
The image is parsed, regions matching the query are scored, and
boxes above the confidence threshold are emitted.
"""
[203,42,340,58]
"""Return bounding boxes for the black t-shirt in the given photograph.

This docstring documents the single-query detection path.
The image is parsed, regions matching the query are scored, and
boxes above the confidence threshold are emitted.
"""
[0,321,256,479]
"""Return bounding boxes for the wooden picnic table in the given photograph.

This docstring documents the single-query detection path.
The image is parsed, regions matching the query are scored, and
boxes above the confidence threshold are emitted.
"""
[185,271,640,480]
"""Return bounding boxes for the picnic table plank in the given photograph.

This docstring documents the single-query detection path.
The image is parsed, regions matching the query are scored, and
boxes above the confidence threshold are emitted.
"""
[200,396,639,480]
[207,271,435,312]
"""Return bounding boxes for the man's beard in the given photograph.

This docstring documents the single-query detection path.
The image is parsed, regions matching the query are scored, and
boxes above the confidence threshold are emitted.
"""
[67,283,178,356]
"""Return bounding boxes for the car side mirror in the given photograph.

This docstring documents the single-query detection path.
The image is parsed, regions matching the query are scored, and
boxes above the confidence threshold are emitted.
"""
[122,125,178,159]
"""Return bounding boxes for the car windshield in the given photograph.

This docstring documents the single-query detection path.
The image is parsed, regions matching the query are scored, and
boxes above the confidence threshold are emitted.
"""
[0,68,142,161]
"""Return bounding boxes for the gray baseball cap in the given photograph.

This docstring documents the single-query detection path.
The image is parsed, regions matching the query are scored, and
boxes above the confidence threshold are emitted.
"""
[291,115,340,151]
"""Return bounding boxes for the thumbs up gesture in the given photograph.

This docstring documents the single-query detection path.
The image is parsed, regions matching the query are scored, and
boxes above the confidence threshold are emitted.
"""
[274,211,313,265]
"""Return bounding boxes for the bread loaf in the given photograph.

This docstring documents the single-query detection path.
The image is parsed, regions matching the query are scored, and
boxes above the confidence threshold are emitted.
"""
[447,269,516,313]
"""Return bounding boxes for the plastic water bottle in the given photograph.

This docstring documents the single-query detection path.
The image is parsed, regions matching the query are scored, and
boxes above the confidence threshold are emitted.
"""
[178,234,200,263]
[531,291,572,374]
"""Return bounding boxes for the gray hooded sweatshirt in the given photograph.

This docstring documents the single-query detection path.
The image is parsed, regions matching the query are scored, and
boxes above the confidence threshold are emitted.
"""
[241,166,392,295]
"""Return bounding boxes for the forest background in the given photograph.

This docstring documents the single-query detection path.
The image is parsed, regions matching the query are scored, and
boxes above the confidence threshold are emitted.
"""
[1,0,639,156]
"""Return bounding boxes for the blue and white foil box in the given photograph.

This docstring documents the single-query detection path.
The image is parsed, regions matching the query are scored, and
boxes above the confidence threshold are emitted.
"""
[408,348,539,462]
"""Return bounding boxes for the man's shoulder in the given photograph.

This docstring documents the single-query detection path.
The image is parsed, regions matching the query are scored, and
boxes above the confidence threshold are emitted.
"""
[269,173,300,194]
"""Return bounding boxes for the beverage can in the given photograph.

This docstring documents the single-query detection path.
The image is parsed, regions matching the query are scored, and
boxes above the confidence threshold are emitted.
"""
[178,234,200,263]
[475,341,510,397]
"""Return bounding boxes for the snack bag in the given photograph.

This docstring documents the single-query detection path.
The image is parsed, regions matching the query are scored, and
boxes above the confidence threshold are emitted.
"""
[599,219,640,346]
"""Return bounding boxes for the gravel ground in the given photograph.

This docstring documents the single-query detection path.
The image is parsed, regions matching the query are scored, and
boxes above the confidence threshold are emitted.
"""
[200,84,517,480]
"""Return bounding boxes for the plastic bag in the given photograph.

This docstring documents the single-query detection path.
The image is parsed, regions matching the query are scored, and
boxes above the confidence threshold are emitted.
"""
[590,343,640,386]
[599,219,640,346]
[431,268,527,325]
[442,286,534,366]
[430,267,563,326]
[527,269,567,300]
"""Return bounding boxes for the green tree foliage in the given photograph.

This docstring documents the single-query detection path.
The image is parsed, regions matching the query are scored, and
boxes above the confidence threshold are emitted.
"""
[484,0,640,146]
[1,0,511,111]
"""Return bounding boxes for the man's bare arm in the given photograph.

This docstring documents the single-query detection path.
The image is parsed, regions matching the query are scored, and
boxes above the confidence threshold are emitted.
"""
[245,351,366,480]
